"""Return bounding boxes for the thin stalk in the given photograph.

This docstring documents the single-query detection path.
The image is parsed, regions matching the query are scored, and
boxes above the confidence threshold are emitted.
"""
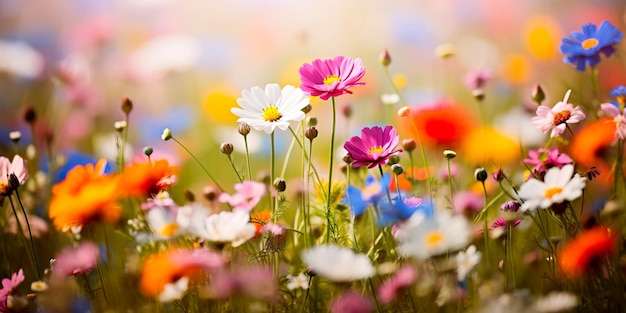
[288,127,324,197]
[227,155,243,182]
[406,117,433,200]
[367,278,382,313]
[244,135,252,180]
[14,190,41,280]
[171,137,224,192]
[7,196,38,279]
[446,158,454,201]
[325,97,338,243]
[120,113,129,171]
[270,132,276,220]
[382,66,407,105]
[480,181,490,263]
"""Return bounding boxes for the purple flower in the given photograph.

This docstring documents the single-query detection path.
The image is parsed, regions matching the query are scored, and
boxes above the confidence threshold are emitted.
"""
[329,290,374,313]
[53,242,100,277]
[218,180,266,212]
[500,200,522,212]
[0,269,24,312]
[344,126,402,169]
[490,217,523,229]
[299,56,366,100]
[559,21,623,71]
[378,265,418,304]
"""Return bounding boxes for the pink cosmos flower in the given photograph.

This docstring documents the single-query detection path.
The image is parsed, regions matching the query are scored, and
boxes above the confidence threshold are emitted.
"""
[218,180,266,212]
[0,155,27,195]
[600,103,626,143]
[524,148,573,178]
[464,69,492,90]
[490,217,523,229]
[329,290,374,313]
[299,56,366,100]
[452,191,484,216]
[53,242,100,277]
[168,248,226,271]
[205,266,276,300]
[0,268,24,312]
[531,90,586,137]
[344,126,403,169]
[5,214,49,238]
[378,265,418,304]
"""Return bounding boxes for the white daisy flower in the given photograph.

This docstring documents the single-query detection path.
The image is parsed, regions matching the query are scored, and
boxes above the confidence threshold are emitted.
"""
[531,89,586,137]
[381,93,400,105]
[232,83,310,134]
[195,211,256,247]
[518,164,586,212]
[456,245,481,281]
[158,277,189,302]
[146,207,181,239]
[286,273,309,290]
[532,291,578,313]
[396,211,472,260]
[301,244,375,282]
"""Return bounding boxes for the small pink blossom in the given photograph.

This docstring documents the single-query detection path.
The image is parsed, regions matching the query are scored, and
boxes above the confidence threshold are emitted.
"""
[218,180,266,212]
[0,269,24,312]
[329,290,374,313]
[344,126,402,169]
[205,266,276,300]
[378,265,418,304]
[299,56,366,100]
[490,217,523,229]
[452,191,484,216]
[437,162,460,180]
[141,191,178,215]
[168,248,226,271]
[4,214,49,238]
[0,155,28,195]
[464,69,492,90]
[524,148,573,178]
[531,89,586,137]
[601,103,626,143]
[53,242,100,277]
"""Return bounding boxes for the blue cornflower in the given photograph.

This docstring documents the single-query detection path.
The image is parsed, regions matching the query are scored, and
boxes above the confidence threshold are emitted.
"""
[377,195,432,226]
[559,21,623,71]
[344,174,391,216]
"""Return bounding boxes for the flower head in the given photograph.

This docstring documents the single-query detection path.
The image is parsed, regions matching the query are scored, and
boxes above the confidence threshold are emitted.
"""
[518,164,586,212]
[231,83,310,134]
[570,118,615,184]
[464,69,492,90]
[378,265,418,304]
[524,148,573,178]
[343,125,402,169]
[531,90,586,137]
[301,244,375,282]
[329,290,374,313]
[557,227,616,278]
[285,273,309,291]
[344,174,391,216]
[49,159,121,229]
[140,248,225,301]
[298,56,365,100]
[456,245,481,281]
[120,159,177,198]
[218,180,266,212]
[52,242,100,277]
[193,211,256,247]
[0,155,27,195]
[559,21,623,71]
[0,269,24,312]
[600,102,626,143]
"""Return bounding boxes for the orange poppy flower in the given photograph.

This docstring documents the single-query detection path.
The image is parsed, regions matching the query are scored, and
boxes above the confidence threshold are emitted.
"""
[120,159,177,198]
[398,99,477,147]
[140,248,225,299]
[49,159,121,229]
[250,210,272,236]
[558,227,617,278]
[389,173,412,193]
[570,118,616,184]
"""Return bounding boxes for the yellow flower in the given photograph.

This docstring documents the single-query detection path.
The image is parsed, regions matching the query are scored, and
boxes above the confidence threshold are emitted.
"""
[460,126,518,166]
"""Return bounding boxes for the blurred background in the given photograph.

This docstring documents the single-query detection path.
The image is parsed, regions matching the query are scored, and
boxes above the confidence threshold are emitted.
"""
[1,0,625,196]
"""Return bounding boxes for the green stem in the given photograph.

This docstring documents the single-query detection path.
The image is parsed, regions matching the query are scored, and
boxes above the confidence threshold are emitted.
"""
[447,158,454,202]
[270,132,276,220]
[14,190,41,280]
[227,155,243,182]
[288,127,325,197]
[406,117,433,200]
[171,137,224,192]
[368,277,383,313]
[325,97,337,243]
[480,181,490,263]
[244,136,252,180]
[7,196,38,280]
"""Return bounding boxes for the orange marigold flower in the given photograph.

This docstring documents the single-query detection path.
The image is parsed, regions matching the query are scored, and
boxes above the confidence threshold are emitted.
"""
[120,159,177,198]
[570,118,616,184]
[140,248,225,300]
[49,159,121,230]
[398,99,477,147]
[558,227,617,278]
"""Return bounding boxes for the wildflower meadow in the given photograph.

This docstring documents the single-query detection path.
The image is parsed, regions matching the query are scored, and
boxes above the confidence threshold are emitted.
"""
[2,1,626,312]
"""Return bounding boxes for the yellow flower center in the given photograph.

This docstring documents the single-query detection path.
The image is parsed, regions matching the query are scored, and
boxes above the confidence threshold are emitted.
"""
[425,231,443,246]
[369,146,384,155]
[544,187,563,199]
[581,38,599,50]
[262,105,282,122]
[0,182,7,194]
[323,75,341,86]
[553,110,571,125]
[160,223,180,237]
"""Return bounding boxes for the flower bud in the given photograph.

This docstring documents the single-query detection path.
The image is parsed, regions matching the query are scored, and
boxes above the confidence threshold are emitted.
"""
[273,178,286,192]
[342,104,352,118]
[8,173,21,191]
[474,168,488,182]
[114,121,127,132]
[343,154,354,164]
[443,150,456,159]
[307,117,317,126]
[397,106,410,117]
[380,49,391,66]
[388,155,400,165]
[121,97,133,115]
[9,131,21,144]
[23,105,36,124]
[391,164,404,176]
[500,200,521,212]
[492,167,505,182]
[472,89,485,102]
[184,189,196,203]
[161,128,172,141]
[402,139,416,152]
[532,84,545,104]
[302,104,312,114]
[220,142,234,155]
[435,43,455,59]
[305,126,318,141]
[143,146,154,157]
[203,185,218,202]
[238,123,251,136]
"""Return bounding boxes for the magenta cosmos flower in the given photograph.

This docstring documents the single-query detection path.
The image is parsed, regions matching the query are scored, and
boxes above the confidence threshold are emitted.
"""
[299,56,365,100]
[344,126,402,169]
